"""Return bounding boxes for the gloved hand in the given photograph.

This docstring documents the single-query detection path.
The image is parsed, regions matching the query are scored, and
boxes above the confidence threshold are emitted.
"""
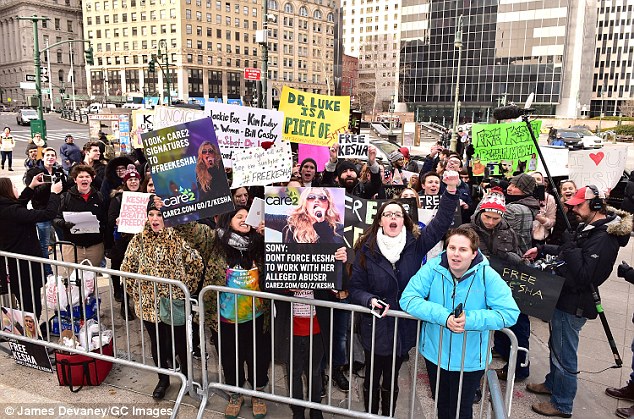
[63,221,76,230]
[618,261,633,279]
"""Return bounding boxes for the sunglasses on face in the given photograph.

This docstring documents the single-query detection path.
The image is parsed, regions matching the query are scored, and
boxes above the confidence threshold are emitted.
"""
[201,149,215,155]
[306,194,328,202]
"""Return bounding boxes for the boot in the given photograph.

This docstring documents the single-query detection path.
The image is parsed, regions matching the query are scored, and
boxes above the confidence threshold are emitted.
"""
[381,387,398,417]
[363,388,380,414]
[120,299,136,320]
[606,382,634,402]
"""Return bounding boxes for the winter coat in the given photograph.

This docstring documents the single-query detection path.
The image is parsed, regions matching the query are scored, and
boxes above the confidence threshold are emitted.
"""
[24,165,70,209]
[532,193,557,241]
[542,207,632,319]
[59,142,83,170]
[53,185,107,248]
[463,211,521,263]
[621,173,634,215]
[1,134,15,152]
[321,160,383,199]
[121,221,204,323]
[106,191,134,264]
[100,156,134,211]
[349,190,459,357]
[400,252,519,371]
[504,195,540,254]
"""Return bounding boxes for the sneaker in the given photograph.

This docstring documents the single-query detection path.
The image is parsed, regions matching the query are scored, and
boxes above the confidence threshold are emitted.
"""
[252,396,267,419]
[332,367,350,392]
[8,168,13,171]
[531,401,571,418]
[606,383,634,402]
[526,382,552,395]
[352,361,365,378]
[225,393,244,419]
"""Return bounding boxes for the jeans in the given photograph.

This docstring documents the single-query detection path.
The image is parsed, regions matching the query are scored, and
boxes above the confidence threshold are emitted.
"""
[544,308,587,414]
[332,298,350,368]
[425,359,484,419]
[36,221,53,276]
[288,333,324,418]
[1,151,12,169]
[493,313,530,379]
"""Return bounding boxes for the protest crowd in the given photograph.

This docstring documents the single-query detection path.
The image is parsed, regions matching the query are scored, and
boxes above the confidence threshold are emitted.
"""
[1,102,634,419]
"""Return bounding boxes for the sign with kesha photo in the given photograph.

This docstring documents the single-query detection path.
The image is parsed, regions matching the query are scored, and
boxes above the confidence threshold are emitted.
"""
[264,186,345,290]
[1,307,52,373]
[141,118,234,227]
[488,256,565,321]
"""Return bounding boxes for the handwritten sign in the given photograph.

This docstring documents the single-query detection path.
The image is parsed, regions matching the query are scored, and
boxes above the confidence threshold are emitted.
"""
[471,121,542,176]
[204,102,284,166]
[117,192,151,234]
[338,134,368,159]
[231,140,293,187]
[153,105,207,130]
[131,109,154,149]
[488,256,565,321]
[279,86,350,146]
[568,145,628,193]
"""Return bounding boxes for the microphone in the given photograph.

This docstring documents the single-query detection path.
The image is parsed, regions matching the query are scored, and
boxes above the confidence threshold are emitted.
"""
[492,105,535,121]
[314,210,324,221]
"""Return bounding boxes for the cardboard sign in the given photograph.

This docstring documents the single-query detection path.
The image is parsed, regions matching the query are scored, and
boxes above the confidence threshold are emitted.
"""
[131,109,154,149]
[471,120,542,177]
[141,118,234,226]
[153,105,207,130]
[1,308,52,373]
[338,134,368,159]
[264,186,345,290]
[298,144,330,172]
[279,86,351,146]
[539,146,570,177]
[568,145,628,193]
[117,192,151,234]
[488,256,565,321]
[204,102,284,166]
[231,140,293,187]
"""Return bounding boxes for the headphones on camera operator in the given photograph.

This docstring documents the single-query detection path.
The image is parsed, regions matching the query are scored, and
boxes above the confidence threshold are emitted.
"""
[587,184,604,211]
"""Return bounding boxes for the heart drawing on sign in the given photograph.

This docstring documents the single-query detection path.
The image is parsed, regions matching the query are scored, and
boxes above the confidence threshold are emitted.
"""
[589,152,604,166]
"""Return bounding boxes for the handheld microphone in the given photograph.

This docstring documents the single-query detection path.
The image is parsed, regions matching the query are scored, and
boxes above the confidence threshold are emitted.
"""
[492,105,535,121]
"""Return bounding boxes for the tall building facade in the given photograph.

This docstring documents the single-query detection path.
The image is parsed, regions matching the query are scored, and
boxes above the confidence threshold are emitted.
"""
[0,1,87,109]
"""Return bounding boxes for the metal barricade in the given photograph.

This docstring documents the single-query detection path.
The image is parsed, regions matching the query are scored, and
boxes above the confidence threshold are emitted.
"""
[0,250,197,418]
[197,285,518,419]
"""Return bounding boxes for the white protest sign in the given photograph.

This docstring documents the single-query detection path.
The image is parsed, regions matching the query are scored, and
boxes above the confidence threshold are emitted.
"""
[153,105,207,130]
[204,102,283,166]
[539,146,570,177]
[568,145,628,193]
[131,109,154,149]
[231,140,293,187]
[337,133,369,159]
[117,192,152,234]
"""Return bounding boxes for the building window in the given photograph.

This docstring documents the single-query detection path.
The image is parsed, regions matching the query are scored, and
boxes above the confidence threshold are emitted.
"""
[55,18,61,30]
[284,3,293,13]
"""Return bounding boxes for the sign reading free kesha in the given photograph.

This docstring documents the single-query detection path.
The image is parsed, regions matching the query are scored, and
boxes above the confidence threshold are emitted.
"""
[264,186,345,290]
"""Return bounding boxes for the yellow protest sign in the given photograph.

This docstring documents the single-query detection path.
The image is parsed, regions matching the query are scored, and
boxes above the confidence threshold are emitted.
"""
[278,86,350,146]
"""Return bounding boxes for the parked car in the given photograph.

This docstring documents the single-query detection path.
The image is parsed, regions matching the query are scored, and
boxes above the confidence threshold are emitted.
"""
[569,127,604,149]
[16,108,38,125]
[370,139,425,172]
[0,104,9,112]
[547,128,584,150]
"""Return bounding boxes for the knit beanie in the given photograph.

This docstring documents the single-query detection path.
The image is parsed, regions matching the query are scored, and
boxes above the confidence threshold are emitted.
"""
[388,150,404,164]
[300,158,317,171]
[510,173,536,195]
[336,160,359,178]
[122,164,140,182]
[147,195,159,214]
[479,187,506,215]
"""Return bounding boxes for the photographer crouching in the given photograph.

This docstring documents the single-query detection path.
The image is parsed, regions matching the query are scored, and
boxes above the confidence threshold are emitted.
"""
[523,185,632,418]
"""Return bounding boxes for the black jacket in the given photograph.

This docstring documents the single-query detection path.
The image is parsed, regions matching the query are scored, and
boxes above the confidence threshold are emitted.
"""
[321,166,382,199]
[24,165,70,209]
[54,186,107,248]
[100,156,134,212]
[463,211,521,263]
[621,174,634,214]
[541,208,632,319]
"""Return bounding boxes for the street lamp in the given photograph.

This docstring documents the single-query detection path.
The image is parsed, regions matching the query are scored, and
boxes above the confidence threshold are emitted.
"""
[598,87,605,134]
[389,94,395,136]
[450,14,464,152]
[148,39,172,105]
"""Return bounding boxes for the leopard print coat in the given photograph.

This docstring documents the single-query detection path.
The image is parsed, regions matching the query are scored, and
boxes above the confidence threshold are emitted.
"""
[121,221,204,323]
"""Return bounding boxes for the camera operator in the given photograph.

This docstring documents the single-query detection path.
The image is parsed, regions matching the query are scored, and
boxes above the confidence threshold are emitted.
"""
[605,261,634,418]
[524,185,632,418]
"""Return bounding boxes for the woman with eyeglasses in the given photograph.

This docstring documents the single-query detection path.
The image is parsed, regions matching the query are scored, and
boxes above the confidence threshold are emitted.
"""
[349,172,460,416]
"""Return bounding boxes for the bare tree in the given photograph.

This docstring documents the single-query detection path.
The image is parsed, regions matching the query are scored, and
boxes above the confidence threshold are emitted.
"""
[357,37,399,118]
[620,99,634,117]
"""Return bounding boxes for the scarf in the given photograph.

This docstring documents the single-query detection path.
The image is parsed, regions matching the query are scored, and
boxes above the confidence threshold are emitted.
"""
[218,228,250,251]
[376,227,406,264]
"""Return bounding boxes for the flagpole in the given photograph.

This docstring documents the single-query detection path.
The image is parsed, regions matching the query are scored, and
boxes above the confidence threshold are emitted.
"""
[46,41,53,112]
[69,44,77,111]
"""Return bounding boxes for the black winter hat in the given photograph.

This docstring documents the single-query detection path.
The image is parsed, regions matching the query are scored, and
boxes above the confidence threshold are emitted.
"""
[336,160,359,178]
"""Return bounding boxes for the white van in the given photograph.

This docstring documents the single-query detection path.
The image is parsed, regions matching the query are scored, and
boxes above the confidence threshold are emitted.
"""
[82,103,117,113]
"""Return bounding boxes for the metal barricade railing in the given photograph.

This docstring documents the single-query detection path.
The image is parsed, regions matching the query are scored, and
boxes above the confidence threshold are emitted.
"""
[0,250,198,418]
[197,285,518,419]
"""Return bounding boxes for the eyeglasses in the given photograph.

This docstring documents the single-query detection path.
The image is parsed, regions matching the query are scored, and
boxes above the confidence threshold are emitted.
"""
[381,211,404,219]
[116,167,126,172]
[201,149,215,155]
[306,194,328,202]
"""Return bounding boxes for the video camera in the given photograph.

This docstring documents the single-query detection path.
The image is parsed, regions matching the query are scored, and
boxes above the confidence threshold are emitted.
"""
[527,254,565,274]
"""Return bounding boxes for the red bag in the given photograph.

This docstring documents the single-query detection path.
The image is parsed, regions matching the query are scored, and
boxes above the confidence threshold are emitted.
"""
[55,342,113,392]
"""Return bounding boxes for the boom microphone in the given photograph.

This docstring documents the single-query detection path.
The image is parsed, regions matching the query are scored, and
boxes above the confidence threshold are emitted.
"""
[493,105,535,121]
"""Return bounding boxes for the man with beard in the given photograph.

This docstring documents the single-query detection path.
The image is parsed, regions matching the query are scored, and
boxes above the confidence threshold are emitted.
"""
[525,186,632,418]
[321,143,381,199]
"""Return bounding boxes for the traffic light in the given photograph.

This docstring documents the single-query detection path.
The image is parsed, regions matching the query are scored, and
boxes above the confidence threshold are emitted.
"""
[148,59,156,73]
[84,47,94,65]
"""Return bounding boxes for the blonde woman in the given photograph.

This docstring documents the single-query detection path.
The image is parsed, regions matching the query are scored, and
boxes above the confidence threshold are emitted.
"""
[195,141,223,199]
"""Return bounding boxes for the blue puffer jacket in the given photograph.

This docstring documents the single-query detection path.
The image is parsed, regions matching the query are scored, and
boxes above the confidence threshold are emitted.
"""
[349,190,459,357]
[400,252,519,372]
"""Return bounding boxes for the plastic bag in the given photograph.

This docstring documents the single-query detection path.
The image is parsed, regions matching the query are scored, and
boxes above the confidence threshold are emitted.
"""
[77,320,112,351]
[69,266,96,301]
[46,275,69,310]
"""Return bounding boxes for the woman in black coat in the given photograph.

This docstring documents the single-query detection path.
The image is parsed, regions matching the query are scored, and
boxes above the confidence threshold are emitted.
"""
[0,175,62,320]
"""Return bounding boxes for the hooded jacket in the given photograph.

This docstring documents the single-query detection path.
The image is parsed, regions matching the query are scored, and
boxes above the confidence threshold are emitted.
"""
[121,221,204,322]
[349,190,459,356]
[100,156,134,211]
[463,210,521,263]
[542,207,632,319]
[400,252,519,371]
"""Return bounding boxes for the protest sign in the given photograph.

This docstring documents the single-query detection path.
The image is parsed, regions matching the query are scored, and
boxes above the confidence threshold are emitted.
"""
[471,120,542,176]
[264,186,345,290]
[131,109,154,149]
[298,144,329,172]
[338,133,368,159]
[539,146,570,177]
[488,256,565,321]
[383,184,406,199]
[279,86,350,146]
[418,194,461,229]
[141,118,234,227]
[343,194,418,250]
[153,105,206,130]
[231,140,293,187]
[117,192,151,234]
[568,145,628,193]
[204,102,284,166]
[1,308,52,373]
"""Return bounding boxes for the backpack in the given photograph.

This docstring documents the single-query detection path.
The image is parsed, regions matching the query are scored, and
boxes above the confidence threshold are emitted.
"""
[98,140,115,161]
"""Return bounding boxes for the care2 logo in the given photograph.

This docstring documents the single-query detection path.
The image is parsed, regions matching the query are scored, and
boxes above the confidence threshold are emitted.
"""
[162,186,196,207]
